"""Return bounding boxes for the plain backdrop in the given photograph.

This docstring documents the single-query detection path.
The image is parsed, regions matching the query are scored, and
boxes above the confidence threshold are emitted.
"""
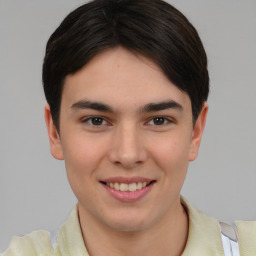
[1,0,256,252]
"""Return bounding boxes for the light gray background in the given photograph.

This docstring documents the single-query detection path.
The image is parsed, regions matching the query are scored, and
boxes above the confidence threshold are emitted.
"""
[1,0,256,252]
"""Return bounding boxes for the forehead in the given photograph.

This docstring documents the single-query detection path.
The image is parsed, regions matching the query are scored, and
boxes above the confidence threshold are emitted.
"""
[62,47,191,112]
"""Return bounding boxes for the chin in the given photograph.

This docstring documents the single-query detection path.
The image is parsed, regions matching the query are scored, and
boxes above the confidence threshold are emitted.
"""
[103,211,152,232]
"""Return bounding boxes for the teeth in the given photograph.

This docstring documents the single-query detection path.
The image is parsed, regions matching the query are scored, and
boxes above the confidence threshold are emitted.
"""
[114,183,120,190]
[106,181,151,191]
[137,182,142,190]
[120,183,128,191]
[128,183,136,192]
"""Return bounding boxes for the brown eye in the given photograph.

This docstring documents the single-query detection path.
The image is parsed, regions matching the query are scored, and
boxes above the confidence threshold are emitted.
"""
[147,116,172,126]
[91,117,104,126]
[153,117,165,125]
[82,116,107,126]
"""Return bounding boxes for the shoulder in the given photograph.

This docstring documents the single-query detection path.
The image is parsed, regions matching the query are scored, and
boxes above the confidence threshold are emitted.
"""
[1,230,57,256]
[236,220,256,254]
[181,197,225,255]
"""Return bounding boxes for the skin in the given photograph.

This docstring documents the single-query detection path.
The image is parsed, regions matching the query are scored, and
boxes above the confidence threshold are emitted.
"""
[45,47,208,256]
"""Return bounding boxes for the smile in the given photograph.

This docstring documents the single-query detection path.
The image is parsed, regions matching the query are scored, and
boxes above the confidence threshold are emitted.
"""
[100,178,156,202]
[103,181,153,192]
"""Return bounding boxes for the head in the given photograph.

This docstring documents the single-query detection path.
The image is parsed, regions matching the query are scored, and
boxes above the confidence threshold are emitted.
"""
[43,0,209,132]
[43,0,209,233]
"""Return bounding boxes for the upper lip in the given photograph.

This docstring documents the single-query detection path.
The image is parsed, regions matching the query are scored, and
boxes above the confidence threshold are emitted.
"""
[101,176,155,184]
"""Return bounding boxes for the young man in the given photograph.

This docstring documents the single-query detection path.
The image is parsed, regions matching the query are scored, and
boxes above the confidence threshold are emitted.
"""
[2,0,255,255]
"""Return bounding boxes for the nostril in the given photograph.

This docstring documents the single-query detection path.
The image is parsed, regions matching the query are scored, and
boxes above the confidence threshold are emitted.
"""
[108,144,147,169]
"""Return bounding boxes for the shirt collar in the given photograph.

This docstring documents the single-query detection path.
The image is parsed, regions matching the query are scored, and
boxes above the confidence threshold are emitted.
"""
[57,197,224,256]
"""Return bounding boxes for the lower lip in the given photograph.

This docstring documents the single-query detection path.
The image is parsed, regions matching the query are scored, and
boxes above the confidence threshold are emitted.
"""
[102,182,155,202]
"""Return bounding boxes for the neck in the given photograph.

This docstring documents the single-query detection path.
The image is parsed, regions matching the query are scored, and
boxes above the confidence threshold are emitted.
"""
[78,199,188,256]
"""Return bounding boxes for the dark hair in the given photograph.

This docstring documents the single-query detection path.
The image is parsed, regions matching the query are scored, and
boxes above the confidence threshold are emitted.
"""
[43,0,209,131]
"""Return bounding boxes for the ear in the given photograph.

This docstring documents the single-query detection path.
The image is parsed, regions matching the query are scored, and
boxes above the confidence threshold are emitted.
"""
[44,104,64,160]
[189,102,208,161]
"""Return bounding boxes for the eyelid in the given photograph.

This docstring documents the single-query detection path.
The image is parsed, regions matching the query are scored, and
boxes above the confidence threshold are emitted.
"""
[81,116,111,126]
[80,115,175,127]
[146,116,174,126]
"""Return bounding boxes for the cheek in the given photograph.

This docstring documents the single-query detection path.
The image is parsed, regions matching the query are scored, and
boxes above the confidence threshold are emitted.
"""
[148,133,191,171]
[61,134,110,203]
[61,134,109,178]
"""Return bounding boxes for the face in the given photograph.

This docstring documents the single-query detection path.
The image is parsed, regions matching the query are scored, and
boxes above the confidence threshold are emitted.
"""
[45,47,207,232]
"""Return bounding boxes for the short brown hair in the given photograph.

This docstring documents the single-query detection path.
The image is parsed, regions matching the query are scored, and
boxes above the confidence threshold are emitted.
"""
[43,0,209,131]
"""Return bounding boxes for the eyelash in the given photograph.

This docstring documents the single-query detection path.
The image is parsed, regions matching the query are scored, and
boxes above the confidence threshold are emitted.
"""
[82,116,109,127]
[146,116,173,126]
[81,116,173,127]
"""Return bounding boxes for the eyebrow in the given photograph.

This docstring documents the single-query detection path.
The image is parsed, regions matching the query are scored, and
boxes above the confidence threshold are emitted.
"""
[71,99,183,113]
[141,100,183,112]
[71,100,114,112]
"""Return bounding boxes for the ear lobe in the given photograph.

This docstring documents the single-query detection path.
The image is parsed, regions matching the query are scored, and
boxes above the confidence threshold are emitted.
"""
[44,104,64,160]
[189,102,208,161]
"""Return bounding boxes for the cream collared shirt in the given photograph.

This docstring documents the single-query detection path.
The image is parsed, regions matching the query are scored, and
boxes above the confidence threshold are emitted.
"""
[2,198,256,256]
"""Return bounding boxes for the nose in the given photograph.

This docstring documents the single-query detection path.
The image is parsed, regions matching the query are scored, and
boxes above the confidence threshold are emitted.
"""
[108,123,147,169]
